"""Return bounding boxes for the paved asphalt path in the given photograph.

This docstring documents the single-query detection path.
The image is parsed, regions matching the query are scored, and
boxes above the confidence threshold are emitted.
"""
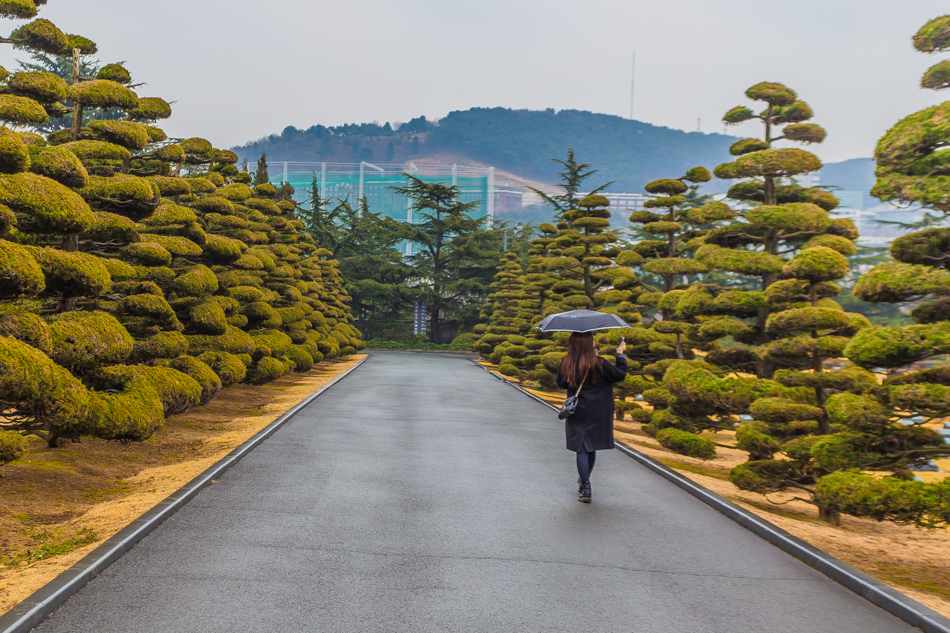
[35,351,916,633]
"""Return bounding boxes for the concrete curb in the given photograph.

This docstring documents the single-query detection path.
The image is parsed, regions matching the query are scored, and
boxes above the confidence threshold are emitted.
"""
[0,355,370,633]
[470,359,950,633]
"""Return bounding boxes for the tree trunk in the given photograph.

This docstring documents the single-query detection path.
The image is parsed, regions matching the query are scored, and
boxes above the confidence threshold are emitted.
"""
[818,504,841,526]
[70,48,83,142]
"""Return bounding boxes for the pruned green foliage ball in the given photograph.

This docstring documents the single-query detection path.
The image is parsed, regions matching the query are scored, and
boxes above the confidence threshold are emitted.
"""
[69,79,138,109]
[169,355,221,404]
[0,126,30,174]
[29,145,89,188]
[0,239,44,297]
[30,247,110,297]
[656,428,716,459]
[47,310,133,373]
[0,172,94,234]
[197,350,247,386]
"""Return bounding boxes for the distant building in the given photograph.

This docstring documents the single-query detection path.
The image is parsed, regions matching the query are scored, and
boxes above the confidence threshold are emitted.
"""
[494,189,524,213]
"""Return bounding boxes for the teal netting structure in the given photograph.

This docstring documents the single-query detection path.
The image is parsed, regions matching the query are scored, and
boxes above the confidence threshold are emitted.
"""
[270,161,495,233]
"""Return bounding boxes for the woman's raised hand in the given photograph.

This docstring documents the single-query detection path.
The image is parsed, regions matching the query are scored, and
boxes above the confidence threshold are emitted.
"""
[617,340,627,355]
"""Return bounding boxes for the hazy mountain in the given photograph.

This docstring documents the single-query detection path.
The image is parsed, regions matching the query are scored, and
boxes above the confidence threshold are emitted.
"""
[231,107,873,197]
[232,108,738,192]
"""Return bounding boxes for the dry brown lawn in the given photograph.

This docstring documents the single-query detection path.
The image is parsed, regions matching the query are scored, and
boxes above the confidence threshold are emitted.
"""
[0,355,366,615]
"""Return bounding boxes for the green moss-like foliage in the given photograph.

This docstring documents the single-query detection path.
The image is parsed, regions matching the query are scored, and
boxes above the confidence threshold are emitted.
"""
[8,18,66,55]
[169,355,220,404]
[0,93,47,127]
[118,293,180,330]
[254,183,277,197]
[60,140,131,162]
[46,310,132,373]
[695,244,784,275]
[0,126,30,174]
[189,299,227,334]
[30,247,110,297]
[715,148,821,180]
[914,15,950,53]
[81,211,137,244]
[131,330,188,361]
[98,364,200,417]
[0,239,44,297]
[121,242,172,267]
[68,79,138,109]
[729,460,799,493]
[252,329,293,356]
[202,234,246,262]
[845,322,950,368]
[783,246,850,283]
[29,145,88,188]
[853,262,950,303]
[814,471,950,529]
[890,228,950,265]
[283,345,314,372]
[180,137,212,155]
[171,264,217,297]
[8,71,68,103]
[146,234,201,258]
[191,195,234,215]
[0,172,93,234]
[656,428,716,459]
[143,202,197,226]
[0,334,90,439]
[735,423,782,460]
[84,120,150,150]
[186,324,255,355]
[196,350,246,386]
[0,305,49,350]
[146,176,190,197]
[80,174,158,207]
[0,0,38,20]
[750,397,823,424]
[246,356,286,384]
[0,430,26,465]
[64,33,97,55]
[216,184,253,201]
[95,63,131,84]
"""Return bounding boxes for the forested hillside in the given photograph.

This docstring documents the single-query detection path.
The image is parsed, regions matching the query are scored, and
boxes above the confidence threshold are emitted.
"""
[233,108,739,192]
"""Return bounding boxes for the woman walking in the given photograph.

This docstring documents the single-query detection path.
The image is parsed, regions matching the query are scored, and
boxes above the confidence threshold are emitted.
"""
[556,332,627,503]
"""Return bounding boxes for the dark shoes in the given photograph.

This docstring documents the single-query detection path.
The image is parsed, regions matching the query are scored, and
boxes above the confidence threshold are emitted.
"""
[578,481,591,503]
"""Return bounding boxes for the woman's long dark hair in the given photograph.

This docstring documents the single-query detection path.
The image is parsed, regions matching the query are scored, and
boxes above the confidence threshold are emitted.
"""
[561,332,601,386]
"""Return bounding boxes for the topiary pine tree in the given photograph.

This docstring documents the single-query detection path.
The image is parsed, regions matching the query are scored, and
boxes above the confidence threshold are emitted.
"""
[629,167,715,361]
[0,1,362,461]
[695,82,854,379]
[474,252,534,371]
[802,15,950,526]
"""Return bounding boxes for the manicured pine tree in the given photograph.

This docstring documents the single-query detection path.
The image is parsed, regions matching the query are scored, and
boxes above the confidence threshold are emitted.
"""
[474,252,534,374]
[801,15,950,527]
[696,81,852,379]
[629,167,715,361]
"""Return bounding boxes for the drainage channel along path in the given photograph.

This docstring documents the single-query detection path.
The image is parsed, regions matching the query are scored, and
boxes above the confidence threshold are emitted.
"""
[30,351,916,633]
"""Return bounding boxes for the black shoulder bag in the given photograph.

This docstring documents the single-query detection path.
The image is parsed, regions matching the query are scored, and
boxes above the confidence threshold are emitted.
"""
[558,369,589,420]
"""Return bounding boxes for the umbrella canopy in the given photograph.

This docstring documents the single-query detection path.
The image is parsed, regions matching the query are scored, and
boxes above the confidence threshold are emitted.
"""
[534,309,631,333]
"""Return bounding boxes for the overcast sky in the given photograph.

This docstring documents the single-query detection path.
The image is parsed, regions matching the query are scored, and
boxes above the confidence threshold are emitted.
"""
[1,0,947,163]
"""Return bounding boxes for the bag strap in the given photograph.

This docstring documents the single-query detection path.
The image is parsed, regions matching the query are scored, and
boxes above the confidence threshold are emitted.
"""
[574,368,589,398]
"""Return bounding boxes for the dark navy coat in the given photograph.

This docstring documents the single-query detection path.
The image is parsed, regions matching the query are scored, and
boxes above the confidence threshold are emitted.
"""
[556,355,628,452]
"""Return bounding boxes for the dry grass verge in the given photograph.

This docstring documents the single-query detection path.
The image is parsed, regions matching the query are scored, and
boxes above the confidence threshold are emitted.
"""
[0,355,366,615]
[476,359,950,618]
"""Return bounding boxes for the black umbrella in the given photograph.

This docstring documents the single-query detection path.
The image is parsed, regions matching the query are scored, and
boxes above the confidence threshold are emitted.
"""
[534,309,631,333]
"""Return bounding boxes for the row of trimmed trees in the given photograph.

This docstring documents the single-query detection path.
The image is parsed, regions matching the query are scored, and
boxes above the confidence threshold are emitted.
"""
[0,1,363,464]
[475,17,950,528]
